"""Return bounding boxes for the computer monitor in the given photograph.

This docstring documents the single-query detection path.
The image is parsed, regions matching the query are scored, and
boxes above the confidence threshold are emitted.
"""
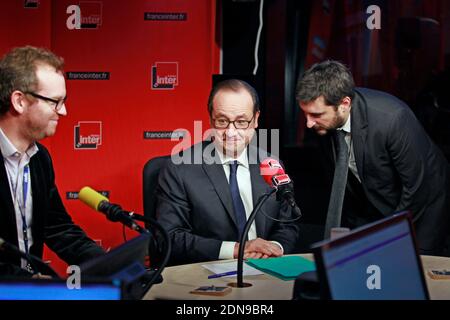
[312,211,429,300]
[0,279,122,300]
[80,233,150,279]
[0,234,150,300]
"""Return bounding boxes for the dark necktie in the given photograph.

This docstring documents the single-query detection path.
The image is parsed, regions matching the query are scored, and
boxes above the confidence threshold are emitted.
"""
[229,161,247,238]
[324,130,350,238]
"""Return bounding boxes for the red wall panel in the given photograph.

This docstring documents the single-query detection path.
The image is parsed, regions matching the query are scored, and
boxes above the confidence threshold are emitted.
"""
[0,0,51,51]
[1,0,218,276]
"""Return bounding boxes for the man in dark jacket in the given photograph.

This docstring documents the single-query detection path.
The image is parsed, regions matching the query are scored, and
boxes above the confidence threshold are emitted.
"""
[156,79,301,265]
[296,60,449,255]
[0,46,104,277]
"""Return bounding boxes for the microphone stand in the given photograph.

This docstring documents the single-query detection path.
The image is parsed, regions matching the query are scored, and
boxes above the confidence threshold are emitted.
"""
[0,241,59,278]
[87,197,170,292]
[103,203,149,234]
[125,212,171,292]
[229,188,277,288]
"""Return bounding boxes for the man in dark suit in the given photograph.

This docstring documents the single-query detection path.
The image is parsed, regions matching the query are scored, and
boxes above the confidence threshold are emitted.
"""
[296,60,450,255]
[156,79,300,265]
[0,46,104,276]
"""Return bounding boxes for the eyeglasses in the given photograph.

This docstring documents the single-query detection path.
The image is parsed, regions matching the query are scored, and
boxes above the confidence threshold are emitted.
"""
[25,91,66,111]
[212,116,255,129]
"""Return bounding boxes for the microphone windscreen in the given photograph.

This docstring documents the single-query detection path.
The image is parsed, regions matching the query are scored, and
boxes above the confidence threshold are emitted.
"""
[79,186,109,211]
[260,158,285,186]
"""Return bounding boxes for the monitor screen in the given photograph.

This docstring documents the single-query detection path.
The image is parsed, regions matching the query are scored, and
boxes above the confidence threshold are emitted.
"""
[0,279,122,300]
[313,212,429,300]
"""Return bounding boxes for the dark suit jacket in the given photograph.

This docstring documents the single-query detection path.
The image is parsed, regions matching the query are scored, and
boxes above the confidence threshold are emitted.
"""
[0,143,104,276]
[322,88,450,254]
[156,141,301,265]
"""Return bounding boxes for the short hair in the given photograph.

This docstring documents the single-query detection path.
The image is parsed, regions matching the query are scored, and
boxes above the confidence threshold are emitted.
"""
[0,46,64,115]
[296,60,355,106]
[207,79,260,116]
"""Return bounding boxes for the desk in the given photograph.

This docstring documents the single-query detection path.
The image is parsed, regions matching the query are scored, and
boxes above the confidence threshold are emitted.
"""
[144,254,450,300]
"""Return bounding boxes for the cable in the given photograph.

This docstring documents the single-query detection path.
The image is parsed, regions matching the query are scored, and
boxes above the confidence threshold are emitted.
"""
[253,0,264,75]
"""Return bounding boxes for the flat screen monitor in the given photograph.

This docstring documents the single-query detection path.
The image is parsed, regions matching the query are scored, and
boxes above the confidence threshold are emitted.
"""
[80,233,150,279]
[0,279,122,300]
[312,211,429,300]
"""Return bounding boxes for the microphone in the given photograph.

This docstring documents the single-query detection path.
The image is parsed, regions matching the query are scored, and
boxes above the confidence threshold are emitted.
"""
[79,187,171,293]
[231,158,303,288]
[78,187,147,234]
[260,158,285,186]
[260,158,302,217]
[0,237,59,277]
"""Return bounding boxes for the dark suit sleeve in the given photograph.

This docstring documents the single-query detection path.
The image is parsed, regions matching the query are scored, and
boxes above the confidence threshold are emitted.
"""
[0,263,33,277]
[386,107,448,252]
[387,108,430,216]
[156,161,222,264]
[39,148,105,265]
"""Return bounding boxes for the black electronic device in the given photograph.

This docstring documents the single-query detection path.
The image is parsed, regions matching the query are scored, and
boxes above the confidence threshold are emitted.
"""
[311,211,429,300]
[79,233,152,299]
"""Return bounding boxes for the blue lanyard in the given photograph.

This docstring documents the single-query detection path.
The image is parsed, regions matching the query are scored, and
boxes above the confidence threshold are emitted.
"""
[19,164,30,255]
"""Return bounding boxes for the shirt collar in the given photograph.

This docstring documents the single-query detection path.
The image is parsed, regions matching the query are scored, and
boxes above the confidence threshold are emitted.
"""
[0,127,39,159]
[215,146,249,169]
[337,113,351,134]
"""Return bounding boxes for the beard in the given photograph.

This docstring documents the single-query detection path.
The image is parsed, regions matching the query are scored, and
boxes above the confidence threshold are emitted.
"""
[313,112,347,135]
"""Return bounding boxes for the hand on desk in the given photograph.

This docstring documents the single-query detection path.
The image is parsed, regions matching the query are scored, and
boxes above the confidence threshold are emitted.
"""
[233,238,283,259]
[31,273,52,279]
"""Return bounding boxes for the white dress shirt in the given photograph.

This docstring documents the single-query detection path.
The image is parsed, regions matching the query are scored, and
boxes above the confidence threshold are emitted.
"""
[0,127,38,269]
[215,146,283,259]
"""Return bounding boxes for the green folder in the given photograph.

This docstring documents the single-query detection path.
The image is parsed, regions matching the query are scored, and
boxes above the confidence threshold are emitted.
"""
[246,256,316,281]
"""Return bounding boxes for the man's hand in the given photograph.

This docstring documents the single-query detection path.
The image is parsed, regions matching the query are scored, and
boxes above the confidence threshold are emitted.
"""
[233,238,283,259]
[31,273,52,279]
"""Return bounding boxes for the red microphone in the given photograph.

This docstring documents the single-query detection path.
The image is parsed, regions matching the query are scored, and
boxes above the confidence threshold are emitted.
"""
[260,158,285,186]
[259,158,302,217]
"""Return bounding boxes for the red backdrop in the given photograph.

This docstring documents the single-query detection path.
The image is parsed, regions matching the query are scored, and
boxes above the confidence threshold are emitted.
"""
[0,0,219,276]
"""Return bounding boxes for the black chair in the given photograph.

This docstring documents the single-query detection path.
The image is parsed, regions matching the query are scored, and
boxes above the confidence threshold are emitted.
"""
[143,155,170,219]
[142,155,170,267]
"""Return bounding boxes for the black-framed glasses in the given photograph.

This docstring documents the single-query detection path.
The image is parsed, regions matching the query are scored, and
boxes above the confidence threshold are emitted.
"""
[212,116,255,129]
[25,91,66,111]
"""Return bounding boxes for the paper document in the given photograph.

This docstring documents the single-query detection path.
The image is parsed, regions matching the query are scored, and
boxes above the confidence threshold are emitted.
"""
[202,260,263,277]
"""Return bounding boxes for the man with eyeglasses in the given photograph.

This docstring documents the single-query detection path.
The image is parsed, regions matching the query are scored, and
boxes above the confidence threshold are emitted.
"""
[156,79,300,265]
[0,46,104,277]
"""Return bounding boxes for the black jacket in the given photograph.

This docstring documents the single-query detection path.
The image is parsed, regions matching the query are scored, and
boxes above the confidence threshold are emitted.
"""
[0,143,104,276]
[322,88,450,254]
[156,141,301,265]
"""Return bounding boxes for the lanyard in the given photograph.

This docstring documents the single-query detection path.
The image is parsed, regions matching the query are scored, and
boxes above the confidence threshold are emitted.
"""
[18,164,30,255]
